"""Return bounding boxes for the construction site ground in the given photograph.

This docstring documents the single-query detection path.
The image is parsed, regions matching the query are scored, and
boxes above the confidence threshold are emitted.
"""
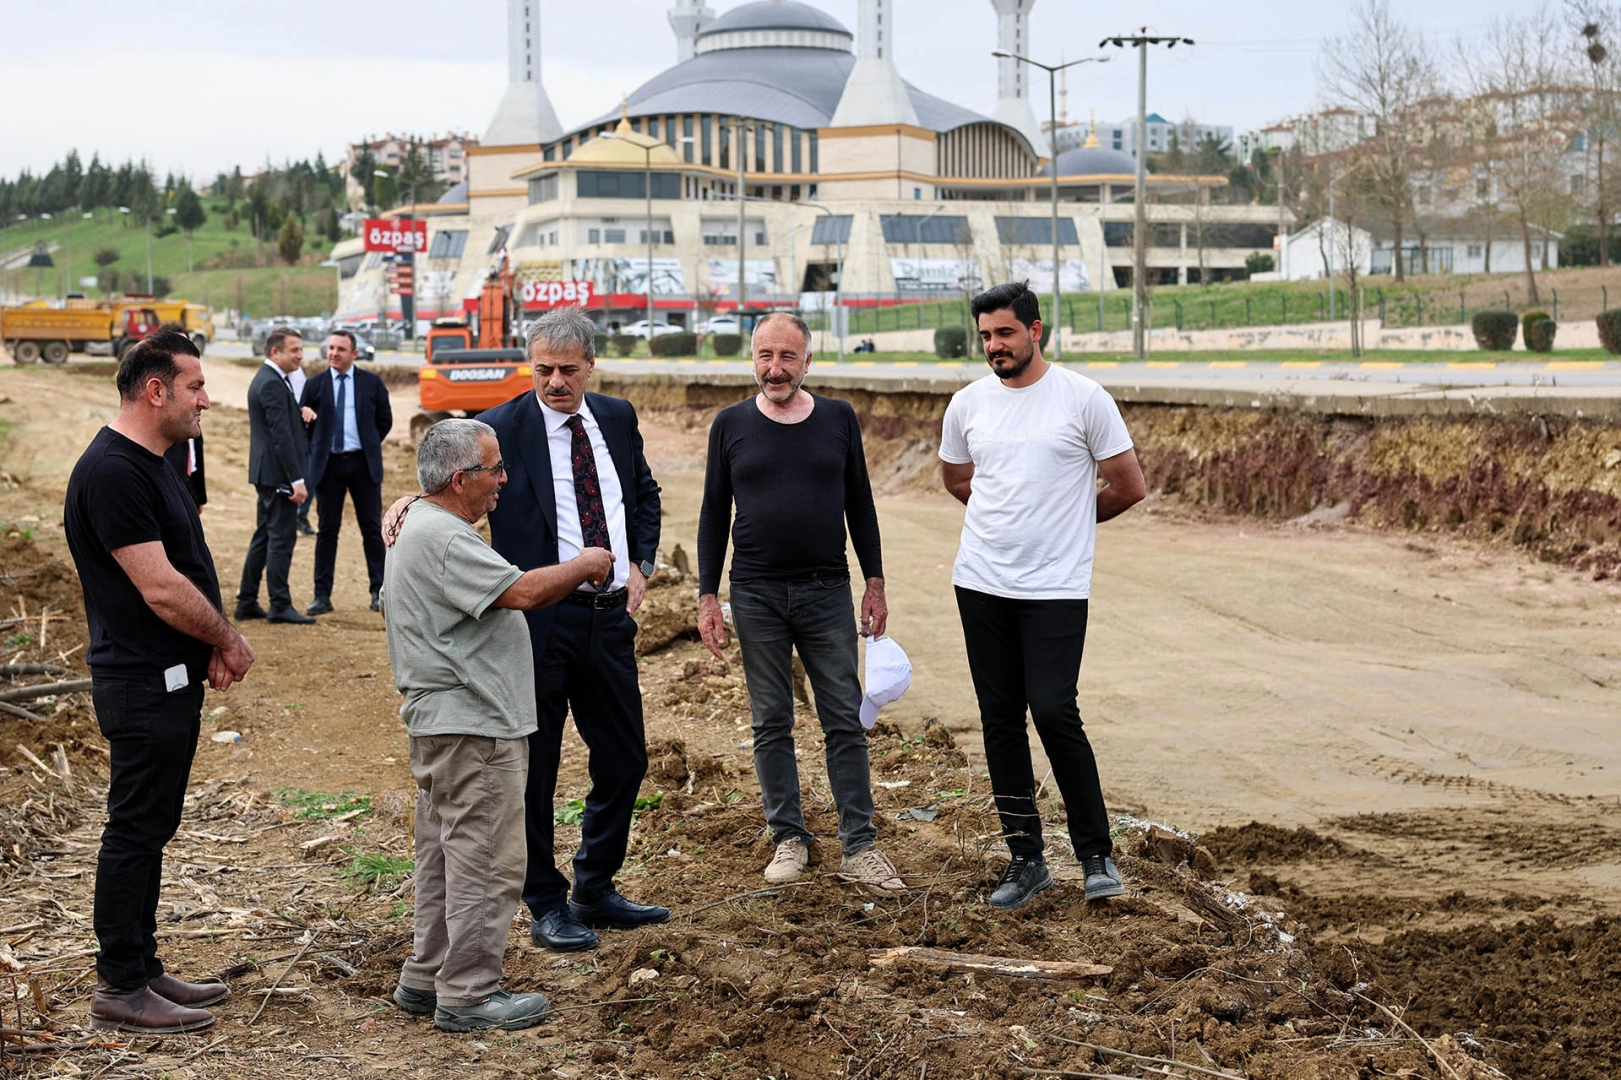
[0,359,1616,1080]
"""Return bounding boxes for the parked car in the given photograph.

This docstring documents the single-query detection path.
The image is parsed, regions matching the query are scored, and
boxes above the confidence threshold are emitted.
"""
[623,319,683,340]
[701,315,740,335]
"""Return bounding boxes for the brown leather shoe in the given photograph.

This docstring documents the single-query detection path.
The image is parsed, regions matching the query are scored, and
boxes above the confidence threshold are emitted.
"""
[89,986,215,1033]
[149,973,230,1008]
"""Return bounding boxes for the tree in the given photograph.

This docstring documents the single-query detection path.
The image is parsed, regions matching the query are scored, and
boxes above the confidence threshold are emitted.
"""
[93,246,120,268]
[277,214,305,266]
[174,185,206,273]
[1318,0,1441,282]
[1570,2,1621,265]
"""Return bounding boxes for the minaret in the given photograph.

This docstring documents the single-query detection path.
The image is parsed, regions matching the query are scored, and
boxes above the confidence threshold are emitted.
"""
[990,0,1044,151]
[830,0,918,127]
[483,0,563,146]
[669,0,714,63]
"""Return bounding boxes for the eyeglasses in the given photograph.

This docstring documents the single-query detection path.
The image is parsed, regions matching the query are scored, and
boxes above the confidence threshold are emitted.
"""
[459,461,506,477]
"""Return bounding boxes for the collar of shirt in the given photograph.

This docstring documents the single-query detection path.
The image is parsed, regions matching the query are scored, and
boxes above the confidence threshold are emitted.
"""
[263,358,285,376]
[330,366,350,382]
[539,398,596,436]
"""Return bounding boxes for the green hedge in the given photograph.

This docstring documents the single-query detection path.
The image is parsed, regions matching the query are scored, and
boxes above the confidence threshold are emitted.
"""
[711,333,743,356]
[611,334,637,357]
[1598,309,1621,354]
[593,332,609,357]
[649,331,699,357]
[1470,310,1519,351]
[1524,317,1557,353]
[934,326,968,358]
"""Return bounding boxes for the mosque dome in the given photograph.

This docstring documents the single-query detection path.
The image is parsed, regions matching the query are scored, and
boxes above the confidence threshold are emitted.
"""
[694,0,853,53]
[1039,144,1139,177]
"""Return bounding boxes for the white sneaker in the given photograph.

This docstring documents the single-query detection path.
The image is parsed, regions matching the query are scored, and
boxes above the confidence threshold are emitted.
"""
[764,836,811,884]
[837,846,905,892]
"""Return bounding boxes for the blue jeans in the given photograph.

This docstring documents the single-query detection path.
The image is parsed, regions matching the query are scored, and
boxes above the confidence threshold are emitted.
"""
[729,575,876,856]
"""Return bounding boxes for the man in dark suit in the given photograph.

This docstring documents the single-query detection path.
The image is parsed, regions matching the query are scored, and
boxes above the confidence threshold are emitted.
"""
[235,328,315,625]
[299,330,392,615]
[478,306,666,952]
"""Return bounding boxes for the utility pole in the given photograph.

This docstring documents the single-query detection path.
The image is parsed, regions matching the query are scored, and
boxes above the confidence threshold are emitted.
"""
[736,118,750,319]
[1102,29,1194,359]
[992,50,1108,361]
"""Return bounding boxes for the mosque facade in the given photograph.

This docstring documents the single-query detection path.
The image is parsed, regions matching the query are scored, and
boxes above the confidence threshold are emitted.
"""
[331,0,1291,333]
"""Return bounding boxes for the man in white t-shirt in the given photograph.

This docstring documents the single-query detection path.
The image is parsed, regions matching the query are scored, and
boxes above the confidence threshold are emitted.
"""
[939,280,1147,910]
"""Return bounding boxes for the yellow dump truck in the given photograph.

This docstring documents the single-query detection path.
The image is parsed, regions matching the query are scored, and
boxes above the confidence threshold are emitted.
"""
[1,304,161,363]
[78,295,215,353]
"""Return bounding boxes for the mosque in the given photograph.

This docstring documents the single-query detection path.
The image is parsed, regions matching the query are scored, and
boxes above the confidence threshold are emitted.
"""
[331,0,1289,335]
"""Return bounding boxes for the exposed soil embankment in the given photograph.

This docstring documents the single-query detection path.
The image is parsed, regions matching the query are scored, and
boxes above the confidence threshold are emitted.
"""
[598,374,1621,576]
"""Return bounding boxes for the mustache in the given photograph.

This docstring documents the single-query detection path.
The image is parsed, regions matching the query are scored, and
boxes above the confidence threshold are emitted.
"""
[763,374,794,384]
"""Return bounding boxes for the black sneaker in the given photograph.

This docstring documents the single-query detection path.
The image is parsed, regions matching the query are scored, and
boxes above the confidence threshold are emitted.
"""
[1080,854,1126,901]
[989,854,1053,910]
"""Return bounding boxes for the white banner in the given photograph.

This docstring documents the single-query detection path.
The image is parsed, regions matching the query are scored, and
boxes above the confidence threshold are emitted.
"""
[1008,258,1091,293]
[573,257,686,295]
[889,257,983,293]
[706,259,778,292]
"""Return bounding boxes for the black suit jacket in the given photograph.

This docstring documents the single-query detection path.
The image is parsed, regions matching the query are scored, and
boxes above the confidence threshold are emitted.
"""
[246,363,309,488]
[482,390,661,658]
[299,365,393,485]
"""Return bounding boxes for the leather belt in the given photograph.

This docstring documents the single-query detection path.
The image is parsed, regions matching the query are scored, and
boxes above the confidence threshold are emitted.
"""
[563,587,627,610]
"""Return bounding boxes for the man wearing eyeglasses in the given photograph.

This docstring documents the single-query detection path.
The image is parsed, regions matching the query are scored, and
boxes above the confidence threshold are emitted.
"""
[382,418,612,1031]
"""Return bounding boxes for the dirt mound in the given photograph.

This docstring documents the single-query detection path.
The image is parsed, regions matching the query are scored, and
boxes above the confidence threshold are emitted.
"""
[1202,821,1360,865]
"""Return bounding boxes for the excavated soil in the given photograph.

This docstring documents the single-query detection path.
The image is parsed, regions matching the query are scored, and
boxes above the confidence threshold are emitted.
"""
[1,362,1619,1079]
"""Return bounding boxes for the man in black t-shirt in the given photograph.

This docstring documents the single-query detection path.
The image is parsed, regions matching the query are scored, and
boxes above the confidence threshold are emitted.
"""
[63,329,256,1034]
[696,312,904,894]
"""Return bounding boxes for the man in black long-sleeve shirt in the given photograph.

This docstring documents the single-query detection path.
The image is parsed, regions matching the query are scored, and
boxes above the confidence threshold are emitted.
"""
[697,312,904,893]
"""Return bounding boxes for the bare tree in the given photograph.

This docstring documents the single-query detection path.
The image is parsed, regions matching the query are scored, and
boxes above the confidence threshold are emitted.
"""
[1569,2,1621,265]
[1319,0,1441,283]
[1461,3,1577,302]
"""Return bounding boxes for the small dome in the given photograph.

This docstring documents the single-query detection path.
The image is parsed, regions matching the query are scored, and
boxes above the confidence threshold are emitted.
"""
[437,181,468,204]
[1040,144,1139,177]
[698,0,850,37]
[570,108,684,166]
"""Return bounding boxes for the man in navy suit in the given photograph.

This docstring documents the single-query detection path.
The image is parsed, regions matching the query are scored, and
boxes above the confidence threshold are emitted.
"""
[299,330,393,615]
[477,306,666,952]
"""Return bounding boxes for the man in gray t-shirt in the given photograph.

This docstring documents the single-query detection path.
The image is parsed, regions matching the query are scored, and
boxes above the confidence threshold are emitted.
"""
[382,419,612,1033]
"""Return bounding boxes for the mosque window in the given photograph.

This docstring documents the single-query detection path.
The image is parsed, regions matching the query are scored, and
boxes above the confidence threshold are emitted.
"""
[604,229,626,243]
[577,170,681,199]
[588,229,601,244]
[809,131,819,174]
[811,216,852,245]
[686,116,697,164]
[880,215,972,244]
[755,125,767,172]
[773,126,784,173]
[719,123,730,170]
[792,128,802,173]
[528,174,559,203]
[428,231,468,260]
[995,217,1079,245]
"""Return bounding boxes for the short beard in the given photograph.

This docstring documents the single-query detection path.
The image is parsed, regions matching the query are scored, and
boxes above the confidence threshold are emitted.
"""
[755,368,806,402]
[986,337,1035,381]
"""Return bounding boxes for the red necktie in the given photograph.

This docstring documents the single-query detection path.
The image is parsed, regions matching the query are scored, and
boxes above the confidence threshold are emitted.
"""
[565,414,611,552]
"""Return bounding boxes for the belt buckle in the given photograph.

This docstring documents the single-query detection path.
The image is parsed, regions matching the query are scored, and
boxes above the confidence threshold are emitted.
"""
[592,590,618,610]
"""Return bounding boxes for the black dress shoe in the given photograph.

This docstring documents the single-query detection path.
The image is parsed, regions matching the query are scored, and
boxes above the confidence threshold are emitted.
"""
[369,589,382,613]
[233,601,268,621]
[297,522,317,537]
[306,597,334,616]
[568,890,670,930]
[530,908,599,952]
[266,605,316,625]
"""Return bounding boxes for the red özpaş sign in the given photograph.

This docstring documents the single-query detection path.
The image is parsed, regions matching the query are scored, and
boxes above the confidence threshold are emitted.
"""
[520,280,597,309]
[362,219,428,254]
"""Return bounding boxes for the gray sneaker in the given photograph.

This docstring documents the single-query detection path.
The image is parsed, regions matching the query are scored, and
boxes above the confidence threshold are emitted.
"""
[989,855,1054,910]
[433,989,550,1032]
[1081,855,1127,901]
[392,983,436,1015]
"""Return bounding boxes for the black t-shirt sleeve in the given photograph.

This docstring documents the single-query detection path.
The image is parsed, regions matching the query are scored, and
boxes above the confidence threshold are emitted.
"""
[83,455,163,553]
[696,410,734,596]
[840,405,884,581]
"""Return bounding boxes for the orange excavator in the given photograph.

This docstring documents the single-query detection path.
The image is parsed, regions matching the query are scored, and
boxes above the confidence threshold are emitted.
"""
[412,254,535,445]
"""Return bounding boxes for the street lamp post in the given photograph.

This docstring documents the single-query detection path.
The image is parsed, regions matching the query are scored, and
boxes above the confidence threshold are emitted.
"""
[800,201,847,363]
[1102,30,1195,359]
[992,51,1108,362]
[604,128,695,340]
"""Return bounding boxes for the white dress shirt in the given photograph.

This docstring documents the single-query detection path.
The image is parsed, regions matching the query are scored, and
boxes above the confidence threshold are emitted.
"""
[540,399,629,591]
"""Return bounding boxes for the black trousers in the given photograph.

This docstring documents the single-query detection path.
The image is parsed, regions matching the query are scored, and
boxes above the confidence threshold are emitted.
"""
[91,673,203,989]
[955,586,1112,860]
[521,602,648,914]
[238,484,298,607]
[312,452,385,598]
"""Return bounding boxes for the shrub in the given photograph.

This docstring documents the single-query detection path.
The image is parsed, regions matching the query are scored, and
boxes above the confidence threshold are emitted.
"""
[934,325,968,358]
[711,332,743,356]
[93,246,120,267]
[1470,310,1519,350]
[1597,309,1621,354]
[611,334,637,357]
[1524,317,1557,353]
[1521,311,1550,338]
[650,331,698,357]
[593,332,609,357]
[1244,252,1276,275]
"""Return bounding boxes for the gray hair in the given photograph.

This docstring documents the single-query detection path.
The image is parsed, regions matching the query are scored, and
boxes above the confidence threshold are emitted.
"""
[525,306,597,361]
[418,418,496,493]
[752,311,811,349]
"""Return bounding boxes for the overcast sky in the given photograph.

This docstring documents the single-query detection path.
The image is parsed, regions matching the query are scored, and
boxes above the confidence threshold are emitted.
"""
[0,0,1561,180]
